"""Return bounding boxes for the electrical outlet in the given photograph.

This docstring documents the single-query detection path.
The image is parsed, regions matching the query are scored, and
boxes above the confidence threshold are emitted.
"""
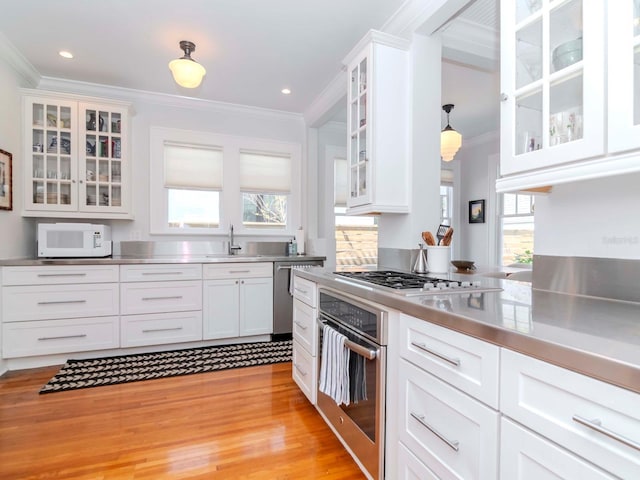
[129,230,141,241]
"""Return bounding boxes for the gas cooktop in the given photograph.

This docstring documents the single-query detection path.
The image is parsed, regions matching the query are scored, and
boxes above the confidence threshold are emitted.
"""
[334,270,502,296]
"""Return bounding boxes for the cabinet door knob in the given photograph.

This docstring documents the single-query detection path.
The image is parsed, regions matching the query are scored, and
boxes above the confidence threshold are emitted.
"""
[500,93,508,102]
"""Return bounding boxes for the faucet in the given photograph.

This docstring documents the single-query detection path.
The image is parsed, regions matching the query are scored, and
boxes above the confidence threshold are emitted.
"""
[228,224,242,255]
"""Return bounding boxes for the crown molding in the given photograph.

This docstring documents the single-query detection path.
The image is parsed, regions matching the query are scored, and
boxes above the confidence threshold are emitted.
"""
[303,71,347,127]
[382,0,474,38]
[0,31,40,87]
[37,76,304,122]
[441,17,499,71]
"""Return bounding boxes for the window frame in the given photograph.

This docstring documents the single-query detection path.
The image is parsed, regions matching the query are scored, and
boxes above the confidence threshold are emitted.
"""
[498,192,535,266]
[150,127,301,236]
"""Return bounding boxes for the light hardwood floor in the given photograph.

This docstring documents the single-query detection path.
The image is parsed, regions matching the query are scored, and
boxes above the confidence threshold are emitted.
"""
[0,362,365,479]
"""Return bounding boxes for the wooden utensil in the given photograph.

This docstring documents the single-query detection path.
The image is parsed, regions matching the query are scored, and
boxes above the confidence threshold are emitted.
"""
[441,227,454,246]
[422,231,436,246]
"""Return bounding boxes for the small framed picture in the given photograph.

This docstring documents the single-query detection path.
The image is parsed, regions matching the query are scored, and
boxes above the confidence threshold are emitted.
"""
[469,199,485,224]
[0,148,12,211]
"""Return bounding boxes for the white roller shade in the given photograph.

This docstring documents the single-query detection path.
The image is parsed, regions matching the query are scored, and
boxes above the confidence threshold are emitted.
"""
[441,169,454,186]
[239,151,291,193]
[334,157,348,206]
[164,143,223,190]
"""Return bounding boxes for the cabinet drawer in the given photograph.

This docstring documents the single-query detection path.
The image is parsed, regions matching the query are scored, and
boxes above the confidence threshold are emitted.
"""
[399,313,500,408]
[120,280,202,315]
[120,264,202,282]
[501,349,640,479]
[398,359,499,480]
[292,298,317,356]
[396,442,439,480]
[500,418,616,480]
[203,262,272,279]
[292,340,317,404]
[292,275,316,308]
[2,283,119,322]
[2,265,119,285]
[121,311,203,347]
[2,316,119,358]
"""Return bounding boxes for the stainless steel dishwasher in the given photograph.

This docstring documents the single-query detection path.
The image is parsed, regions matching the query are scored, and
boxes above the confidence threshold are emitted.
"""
[273,259,323,339]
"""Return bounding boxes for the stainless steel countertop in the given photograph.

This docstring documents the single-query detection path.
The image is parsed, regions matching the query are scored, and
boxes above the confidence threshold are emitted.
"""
[297,268,640,394]
[0,254,326,266]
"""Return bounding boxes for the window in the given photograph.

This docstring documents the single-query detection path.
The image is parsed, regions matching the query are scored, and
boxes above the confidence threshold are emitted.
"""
[334,158,378,270]
[440,169,454,225]
[239,151,290,229]
[164,143,222,229]
[150,127,301,235]
[500,193,535,265]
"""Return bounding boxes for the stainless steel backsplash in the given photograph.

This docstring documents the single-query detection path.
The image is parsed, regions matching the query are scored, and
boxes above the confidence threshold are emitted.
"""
[533,255,640,303]
[116,241,289,258]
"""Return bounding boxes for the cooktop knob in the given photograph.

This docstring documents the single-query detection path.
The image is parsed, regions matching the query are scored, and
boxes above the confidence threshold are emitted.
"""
[461,281,471,288]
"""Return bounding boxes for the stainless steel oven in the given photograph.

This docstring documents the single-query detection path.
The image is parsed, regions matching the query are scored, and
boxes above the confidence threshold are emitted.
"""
[316,288,387,480]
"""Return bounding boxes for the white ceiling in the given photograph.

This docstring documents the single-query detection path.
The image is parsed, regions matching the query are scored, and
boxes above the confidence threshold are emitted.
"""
[0,0,499,137]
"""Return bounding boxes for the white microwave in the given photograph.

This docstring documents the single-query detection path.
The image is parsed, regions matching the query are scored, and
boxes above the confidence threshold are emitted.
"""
[37,223,112,258]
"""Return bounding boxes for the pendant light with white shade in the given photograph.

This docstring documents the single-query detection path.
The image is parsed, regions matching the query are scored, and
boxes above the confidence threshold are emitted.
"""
[169,40,206,88]
[440,104,462,162]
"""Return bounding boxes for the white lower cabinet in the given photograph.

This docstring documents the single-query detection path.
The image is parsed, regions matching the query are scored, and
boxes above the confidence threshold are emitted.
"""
[291,274,318,404]
[202,263,273,340]
[397,359,500,479]
[500,418,616,480]
[396,442,439,480]
[501,349,640,479]
[120,311,203,348]
[119,264,203,347]
[2,316,119,358]
[1,265,120,358]
[292,340,316,403]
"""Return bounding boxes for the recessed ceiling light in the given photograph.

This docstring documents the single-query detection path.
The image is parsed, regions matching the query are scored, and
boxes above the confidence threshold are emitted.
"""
[281,88,291,95]
[59,51,74,59]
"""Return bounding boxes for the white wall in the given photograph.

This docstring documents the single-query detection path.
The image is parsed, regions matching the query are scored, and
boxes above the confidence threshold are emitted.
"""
[534,172,640,260]
[0,53,35,259]
[455,133,499,265]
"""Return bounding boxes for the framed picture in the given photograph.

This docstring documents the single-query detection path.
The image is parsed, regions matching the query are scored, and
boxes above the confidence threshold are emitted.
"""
[469,199,485,224]
[0,148,12,211]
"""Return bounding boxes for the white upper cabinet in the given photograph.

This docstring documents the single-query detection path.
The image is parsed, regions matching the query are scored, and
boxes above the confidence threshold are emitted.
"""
[500,0,605,177]
[22,90,132,219]
[498,0,640,192]
[607,1,640,153]
[343,30,410,215]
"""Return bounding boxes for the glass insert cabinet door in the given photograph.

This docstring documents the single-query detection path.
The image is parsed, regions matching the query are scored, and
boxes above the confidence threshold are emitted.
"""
[348,54,371,206]
[79,104,125,211]
[500,0,605,175]
[28,99,77,210]
[607,0,640,153]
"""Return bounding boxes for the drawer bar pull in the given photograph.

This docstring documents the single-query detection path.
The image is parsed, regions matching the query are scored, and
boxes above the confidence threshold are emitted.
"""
[294,363,308,376]
[411,341,461,367]
[294,321,308,330]
[142,271,183,275]
[228,270,251,274]
[37,300,87,305]
[141,296,183,301]
[37,273,87,277]
[142,327,184,333]
[38,334,87,341]
[410,412,459,451]
[572,414,640,452]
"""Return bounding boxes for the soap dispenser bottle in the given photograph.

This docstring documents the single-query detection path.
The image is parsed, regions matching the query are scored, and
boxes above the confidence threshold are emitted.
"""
[412,243,429,273]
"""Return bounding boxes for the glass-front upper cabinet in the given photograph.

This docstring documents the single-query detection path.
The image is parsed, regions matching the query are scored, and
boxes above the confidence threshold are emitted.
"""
[25,98,78,211]
[500,0,606,176]
[348,54,370,206]
[608,0,640,153]
[79,103,127,212]
[22,91,132,218]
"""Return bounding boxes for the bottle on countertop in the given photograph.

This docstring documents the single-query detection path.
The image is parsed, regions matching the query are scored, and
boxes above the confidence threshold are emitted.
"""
[288,238,297,256]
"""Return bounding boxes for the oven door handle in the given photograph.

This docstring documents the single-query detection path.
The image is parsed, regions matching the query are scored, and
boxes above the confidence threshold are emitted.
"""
[318,318,378,360]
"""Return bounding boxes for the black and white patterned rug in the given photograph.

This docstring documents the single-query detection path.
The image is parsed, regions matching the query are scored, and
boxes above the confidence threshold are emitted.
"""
[40,339,292,394]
